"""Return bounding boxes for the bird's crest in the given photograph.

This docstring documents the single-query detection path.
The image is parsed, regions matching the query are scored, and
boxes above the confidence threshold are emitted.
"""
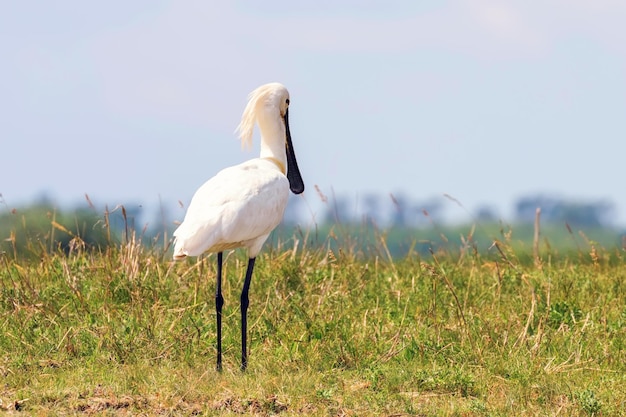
[235,83,285,150]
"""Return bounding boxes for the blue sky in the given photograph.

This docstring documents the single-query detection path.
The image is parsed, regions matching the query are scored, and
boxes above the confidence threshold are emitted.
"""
[2,1,625,225]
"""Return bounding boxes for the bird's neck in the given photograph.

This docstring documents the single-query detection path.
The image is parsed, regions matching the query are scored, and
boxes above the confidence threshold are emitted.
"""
[257,113,287,171]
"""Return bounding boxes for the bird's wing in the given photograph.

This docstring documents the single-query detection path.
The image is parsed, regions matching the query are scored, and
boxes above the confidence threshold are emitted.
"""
[173,160,289,257]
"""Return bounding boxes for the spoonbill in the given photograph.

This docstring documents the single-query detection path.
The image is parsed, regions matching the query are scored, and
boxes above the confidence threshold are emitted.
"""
[172,82,305,371]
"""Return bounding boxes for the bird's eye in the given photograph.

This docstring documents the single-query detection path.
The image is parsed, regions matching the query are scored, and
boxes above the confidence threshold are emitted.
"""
[286,99,290,105]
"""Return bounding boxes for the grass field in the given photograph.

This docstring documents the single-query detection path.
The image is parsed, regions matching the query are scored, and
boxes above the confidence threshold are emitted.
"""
[1,225,625,416]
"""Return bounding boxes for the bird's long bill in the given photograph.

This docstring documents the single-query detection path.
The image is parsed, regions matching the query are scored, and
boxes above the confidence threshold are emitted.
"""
[284,109,305,194]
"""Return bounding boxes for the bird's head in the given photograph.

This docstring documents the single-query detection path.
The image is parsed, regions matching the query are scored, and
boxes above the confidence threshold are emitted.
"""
[236,83,304,195]
[236,82,290,150]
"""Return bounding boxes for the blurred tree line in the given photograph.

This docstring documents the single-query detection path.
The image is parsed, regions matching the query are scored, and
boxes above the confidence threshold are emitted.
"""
[285,192,618,230]
[1,193,623,259]
[279,192,624,257]
[0,195,150,259]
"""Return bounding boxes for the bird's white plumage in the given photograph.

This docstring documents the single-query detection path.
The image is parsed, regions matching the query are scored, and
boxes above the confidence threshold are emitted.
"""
[173,83,295,260]
[173,158,288,258]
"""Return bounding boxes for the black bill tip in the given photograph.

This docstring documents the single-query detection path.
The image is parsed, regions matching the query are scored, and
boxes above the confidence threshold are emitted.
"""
[284,109,305,194]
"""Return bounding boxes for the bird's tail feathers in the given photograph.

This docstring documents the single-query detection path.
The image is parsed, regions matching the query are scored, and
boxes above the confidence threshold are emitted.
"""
[172,251,187,260]
[172,236,189,260]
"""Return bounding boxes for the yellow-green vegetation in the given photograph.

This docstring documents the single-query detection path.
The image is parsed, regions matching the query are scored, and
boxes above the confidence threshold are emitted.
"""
[1,225,625,416]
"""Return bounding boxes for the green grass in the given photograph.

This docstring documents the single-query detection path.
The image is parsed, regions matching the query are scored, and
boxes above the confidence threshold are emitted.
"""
[1,229,626,416]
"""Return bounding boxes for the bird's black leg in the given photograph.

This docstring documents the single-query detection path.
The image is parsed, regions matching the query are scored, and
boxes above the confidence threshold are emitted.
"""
[215,252,224,372]
[240,257,256,371]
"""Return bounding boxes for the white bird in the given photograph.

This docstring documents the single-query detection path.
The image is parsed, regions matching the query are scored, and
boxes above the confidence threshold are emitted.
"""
[172,82,304,371]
